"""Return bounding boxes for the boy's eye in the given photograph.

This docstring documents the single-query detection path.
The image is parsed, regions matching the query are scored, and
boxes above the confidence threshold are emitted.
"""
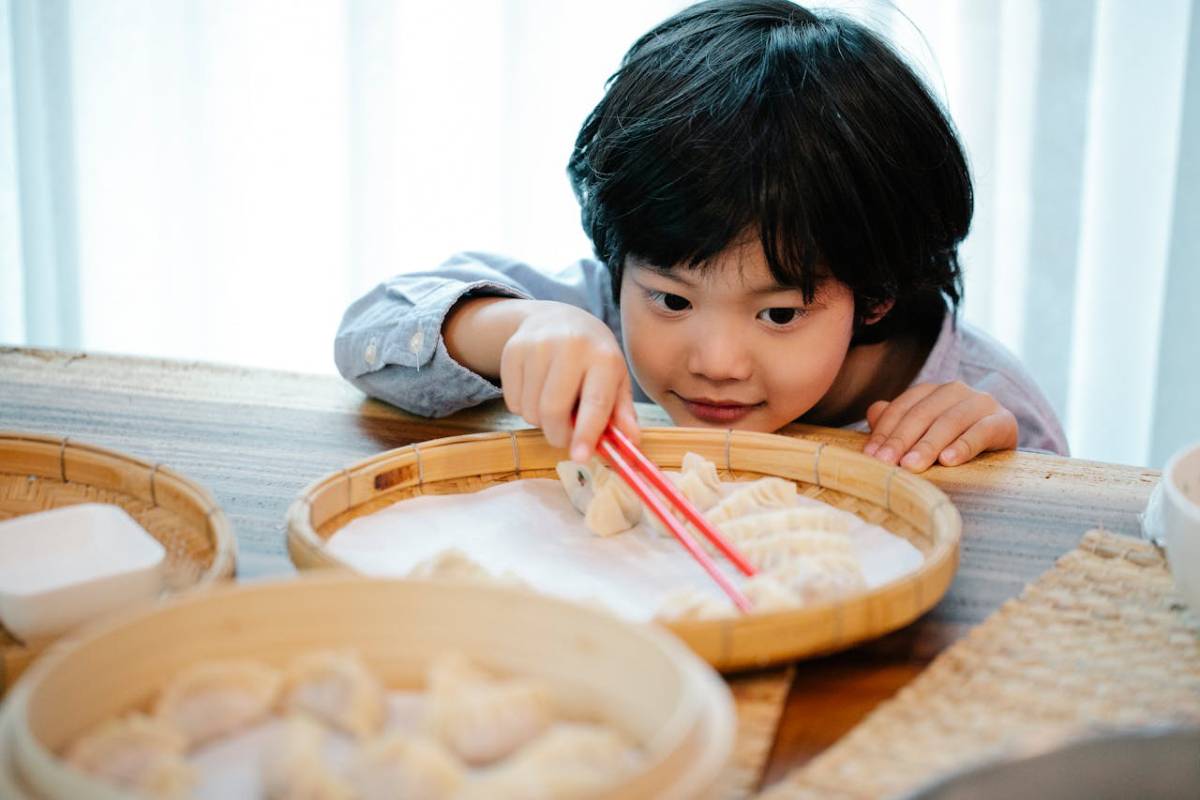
[648,291,691,312]
[663,293,690,311]
[757,307,805,326]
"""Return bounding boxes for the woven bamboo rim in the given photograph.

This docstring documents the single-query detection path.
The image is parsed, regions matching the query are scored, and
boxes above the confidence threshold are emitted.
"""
[0,431,237,692]
[287,427,961,671]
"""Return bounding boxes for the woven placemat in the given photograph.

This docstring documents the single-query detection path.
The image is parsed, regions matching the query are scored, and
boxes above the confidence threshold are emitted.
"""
[724,667,795,798]
[762,528,1200,799]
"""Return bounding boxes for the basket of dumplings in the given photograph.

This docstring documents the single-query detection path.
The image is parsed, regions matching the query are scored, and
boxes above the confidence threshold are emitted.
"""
[0,574,734,799]
[288,428,962,671]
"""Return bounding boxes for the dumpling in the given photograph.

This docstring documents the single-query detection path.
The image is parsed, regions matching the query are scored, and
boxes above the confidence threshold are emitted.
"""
[154,659,282,747]
[280,649,386,739]
[654,588,732,621]
[583,477,641,536]
[424,653,553,765]
[408,548,491,581]
[347,734,464,800]
[674,469,720,512]
[261,715,355,800]
[736,530,855,571]
[741,574,800,612]
[643,454,721,537]
[717,507,852,544]
[681,452,721,496]
[771,552,866,603]
[555,460,599,514]
[408,549,528,589]
[65,713,196,798]
[642,481,686,538]
[588,464,643,535]
[668,452,721,513]
[558,458,642,536]
[642,475,710,539]
[705,478,797,525]
[459,722,639,800]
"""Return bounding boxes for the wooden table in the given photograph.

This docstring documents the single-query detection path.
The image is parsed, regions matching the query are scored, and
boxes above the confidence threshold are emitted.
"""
[0,346,1160,794]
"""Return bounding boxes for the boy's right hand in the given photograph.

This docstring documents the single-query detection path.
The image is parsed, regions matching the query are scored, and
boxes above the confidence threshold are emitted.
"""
[499,301,640,463]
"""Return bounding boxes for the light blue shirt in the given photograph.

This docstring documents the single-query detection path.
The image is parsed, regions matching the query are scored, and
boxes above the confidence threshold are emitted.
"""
[335,252,1069,455]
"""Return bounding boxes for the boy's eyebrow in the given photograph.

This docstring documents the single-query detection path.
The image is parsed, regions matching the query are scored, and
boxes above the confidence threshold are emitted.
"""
[638,264,696,285]
[745,282,807,297]
[633,263,811,296]
[635,264,809,295]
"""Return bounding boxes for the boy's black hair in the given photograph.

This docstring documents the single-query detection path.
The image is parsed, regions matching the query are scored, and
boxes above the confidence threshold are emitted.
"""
[567,0,972,343]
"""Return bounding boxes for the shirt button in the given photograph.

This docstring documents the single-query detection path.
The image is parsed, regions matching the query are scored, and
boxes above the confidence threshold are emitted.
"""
[364,338,379,366]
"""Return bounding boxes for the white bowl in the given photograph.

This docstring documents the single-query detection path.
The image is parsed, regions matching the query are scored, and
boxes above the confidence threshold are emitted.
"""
[1163,442,1200,614]
[0,503,165,641]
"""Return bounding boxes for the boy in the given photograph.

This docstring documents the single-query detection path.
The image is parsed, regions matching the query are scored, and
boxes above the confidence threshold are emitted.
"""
[335,0,1068,471]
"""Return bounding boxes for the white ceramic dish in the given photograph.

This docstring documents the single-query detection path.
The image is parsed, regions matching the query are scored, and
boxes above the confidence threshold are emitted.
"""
[0,503,165,641]
[898,725,1200,799]
[1162,441,1200,613]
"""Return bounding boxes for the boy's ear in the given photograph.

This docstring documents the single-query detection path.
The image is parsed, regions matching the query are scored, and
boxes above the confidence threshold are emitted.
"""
[862,299,895,325]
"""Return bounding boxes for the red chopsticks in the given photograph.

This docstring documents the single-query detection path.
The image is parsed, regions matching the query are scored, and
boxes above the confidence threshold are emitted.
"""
[595,424,757,613]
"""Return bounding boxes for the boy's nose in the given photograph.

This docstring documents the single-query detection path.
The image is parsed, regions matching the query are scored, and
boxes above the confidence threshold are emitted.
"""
[686,328,753,382]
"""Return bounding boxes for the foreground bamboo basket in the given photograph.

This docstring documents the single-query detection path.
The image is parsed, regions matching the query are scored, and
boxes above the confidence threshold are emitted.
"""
[288,428,962,671]
[0,432,237,692]
[0,575,734,800]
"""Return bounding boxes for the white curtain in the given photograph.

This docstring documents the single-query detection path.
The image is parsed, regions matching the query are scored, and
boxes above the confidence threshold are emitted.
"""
[2,0,1197,468]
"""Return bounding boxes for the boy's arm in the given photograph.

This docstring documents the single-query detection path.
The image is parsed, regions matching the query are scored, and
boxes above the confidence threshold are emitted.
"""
[441,297,537,381]
[333,252,618,418]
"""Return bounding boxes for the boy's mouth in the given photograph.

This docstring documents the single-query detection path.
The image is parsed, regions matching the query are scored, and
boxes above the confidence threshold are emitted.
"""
[672,392,765,424]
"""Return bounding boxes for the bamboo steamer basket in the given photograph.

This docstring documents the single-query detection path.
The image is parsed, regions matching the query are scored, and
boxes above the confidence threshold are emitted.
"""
[0,574,735,800]
[0,432,237,692]
[287,427,962,672]
[0,703,28,799]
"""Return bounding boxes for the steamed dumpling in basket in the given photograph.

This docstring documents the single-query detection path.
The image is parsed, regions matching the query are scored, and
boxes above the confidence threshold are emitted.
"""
[261,714,355,800]
[556,450,871,619]
[424,652,553,765]
[154,659,282,747]
[555,459,642,536]
[280,649,386,739]
[65,714,196,799]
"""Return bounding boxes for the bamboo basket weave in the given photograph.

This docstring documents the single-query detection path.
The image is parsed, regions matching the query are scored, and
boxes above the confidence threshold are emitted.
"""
[287,427,961,671]
[0,432,237,692]
[0,575,734,799]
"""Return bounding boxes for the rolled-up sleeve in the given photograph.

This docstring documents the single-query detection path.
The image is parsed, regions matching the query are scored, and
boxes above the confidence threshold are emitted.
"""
[334,252,619,417]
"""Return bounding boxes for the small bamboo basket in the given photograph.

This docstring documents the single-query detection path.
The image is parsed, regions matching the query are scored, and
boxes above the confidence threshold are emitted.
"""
[0,432,237,692]
[287,427,962,672]
[0,575,734,799]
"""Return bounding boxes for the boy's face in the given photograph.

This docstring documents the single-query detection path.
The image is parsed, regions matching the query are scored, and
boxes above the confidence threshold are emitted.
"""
[619,240,856,432]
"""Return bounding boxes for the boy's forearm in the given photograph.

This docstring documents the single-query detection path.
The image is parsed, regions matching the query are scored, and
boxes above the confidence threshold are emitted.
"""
[442,297,539,380]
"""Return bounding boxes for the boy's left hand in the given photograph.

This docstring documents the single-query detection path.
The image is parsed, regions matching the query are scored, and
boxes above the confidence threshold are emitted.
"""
[863,381,1018,472]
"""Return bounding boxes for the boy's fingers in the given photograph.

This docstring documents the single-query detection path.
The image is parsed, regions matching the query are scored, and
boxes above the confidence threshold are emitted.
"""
[865,400,890,429]
[614,374,641,445]
[872,383,971,465]
[520,352,553,428]
[538,358,585,449]
[499,347,523,416]
[863,400,890,455]
[939,409,1018,466]
[865,383,943,462]
[570,364,622,462]
[897,394,990,471]
[937,416,994,466]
